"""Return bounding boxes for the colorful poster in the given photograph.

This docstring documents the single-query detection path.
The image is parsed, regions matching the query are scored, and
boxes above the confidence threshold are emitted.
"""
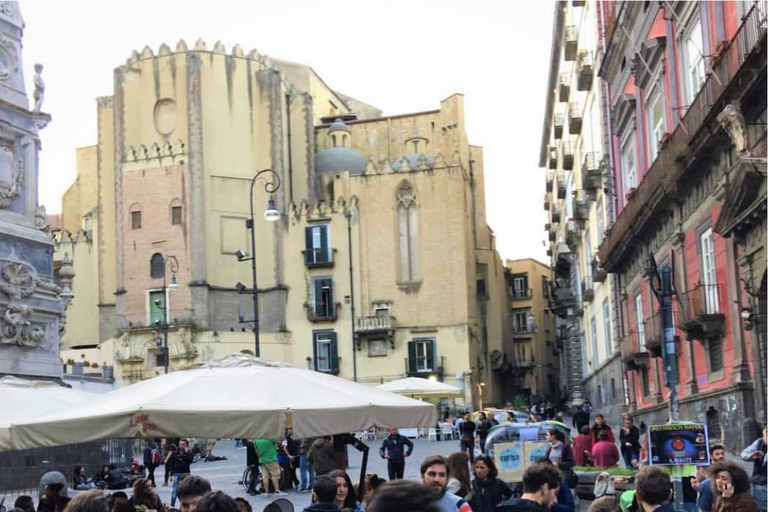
[525,441,550,468]
[648,423,710,466]
[495,442,525,482]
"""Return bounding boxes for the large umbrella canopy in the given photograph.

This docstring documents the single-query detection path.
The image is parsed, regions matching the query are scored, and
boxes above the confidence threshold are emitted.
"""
[10,355,437,450]
[376,377,462,397]
[0,376,94,451]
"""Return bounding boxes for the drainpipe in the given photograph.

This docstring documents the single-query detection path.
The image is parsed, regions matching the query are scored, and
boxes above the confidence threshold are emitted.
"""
[346,210,357,382]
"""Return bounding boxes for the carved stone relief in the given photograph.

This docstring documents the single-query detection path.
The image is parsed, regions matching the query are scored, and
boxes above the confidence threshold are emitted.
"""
[0,303,44,347]
[0,143,22,208]
[0,34,18,81]
[34,205,50,233]
[0,261,37,300]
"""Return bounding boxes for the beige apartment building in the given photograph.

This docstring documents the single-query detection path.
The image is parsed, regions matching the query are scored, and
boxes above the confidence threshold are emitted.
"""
[54,40,515,409]
[505,259,559,401]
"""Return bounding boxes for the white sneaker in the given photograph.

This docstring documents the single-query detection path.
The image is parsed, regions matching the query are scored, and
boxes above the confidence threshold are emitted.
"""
[274,491,287,496]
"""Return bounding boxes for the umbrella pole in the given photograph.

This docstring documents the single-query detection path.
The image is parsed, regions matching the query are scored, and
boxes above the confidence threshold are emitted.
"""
[359,445,369,498]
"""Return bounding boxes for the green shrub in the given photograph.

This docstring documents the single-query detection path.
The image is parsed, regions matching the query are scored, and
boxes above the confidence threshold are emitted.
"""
[573,466,636,476]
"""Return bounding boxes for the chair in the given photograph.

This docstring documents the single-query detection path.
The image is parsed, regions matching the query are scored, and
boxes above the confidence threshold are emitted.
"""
[428,428,437,442]
[440,425,453,441]
[452,426,460,440]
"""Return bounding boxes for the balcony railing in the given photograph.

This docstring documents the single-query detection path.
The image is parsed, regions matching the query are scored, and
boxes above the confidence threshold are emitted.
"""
[599,5,767,270]
[565,219,581,248]
[565,25,578,61]
[679,284,725,340]
[546,171,554,192]
[406,355,444,378]
[643,311,662,357]
[559,73,570,102]
[304,248,335,268]
[577,51,594,91]
[581,152,604,195]
[592,256,607,282]
[562,142,574,170]
[582,276,594,303]
[568,102,582,134]
[552,204,562,223]
[554,113,564,139]
[549,146,558,169]
[355,314,395,333]
[512,288,533,300]
[620,331,649,368]
[307,302,340,322]
[548,224,557,242]
[513,325,534,336]
[573,190,589,221]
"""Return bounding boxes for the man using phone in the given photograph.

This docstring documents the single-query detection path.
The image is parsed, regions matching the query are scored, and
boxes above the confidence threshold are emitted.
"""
[741,427,767,512]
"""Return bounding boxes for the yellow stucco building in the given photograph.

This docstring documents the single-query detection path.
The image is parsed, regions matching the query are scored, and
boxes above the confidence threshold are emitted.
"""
[505,259,559,401]
[55,40,514,410]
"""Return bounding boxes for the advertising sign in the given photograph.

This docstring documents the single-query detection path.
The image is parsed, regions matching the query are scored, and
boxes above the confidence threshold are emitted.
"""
[648,423,710,466]
[495,442,525,483]
[525,442,550,468]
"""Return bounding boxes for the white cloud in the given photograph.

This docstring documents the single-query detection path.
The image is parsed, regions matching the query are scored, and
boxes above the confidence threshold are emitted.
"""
[22,0,553,263]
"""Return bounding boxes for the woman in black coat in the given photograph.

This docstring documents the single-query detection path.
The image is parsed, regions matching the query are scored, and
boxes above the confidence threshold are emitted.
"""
[470,455,512,512]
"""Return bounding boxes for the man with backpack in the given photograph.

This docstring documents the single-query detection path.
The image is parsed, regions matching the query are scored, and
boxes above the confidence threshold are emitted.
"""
[741,427,767,512]
[142,440,162,487]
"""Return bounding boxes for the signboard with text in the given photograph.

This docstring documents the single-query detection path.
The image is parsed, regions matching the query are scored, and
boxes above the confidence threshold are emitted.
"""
[648,423,710,466]
[495,441,552,482]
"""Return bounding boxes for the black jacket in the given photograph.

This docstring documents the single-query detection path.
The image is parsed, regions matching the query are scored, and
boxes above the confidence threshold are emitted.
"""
[379,434,414,463]
[470,477,513,512]
[173,450,194,474]
[619,425,641,451]
[573,410,590,430]
[498,498,551,512]
[476,420,494,439]
[303,503,341,512]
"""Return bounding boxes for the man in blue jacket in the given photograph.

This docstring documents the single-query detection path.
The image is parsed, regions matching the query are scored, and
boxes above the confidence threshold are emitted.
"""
[380,427,414,480]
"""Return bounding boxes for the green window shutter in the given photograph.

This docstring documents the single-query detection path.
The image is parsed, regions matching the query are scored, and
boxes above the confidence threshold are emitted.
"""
[408,341,417,374]
[426,339,436,371]
[326,279,334,315]
[329,332,339,374]
[312,332,318,371]
[305,227,313,264]
[318,226,329,263]
[313,279,323,315]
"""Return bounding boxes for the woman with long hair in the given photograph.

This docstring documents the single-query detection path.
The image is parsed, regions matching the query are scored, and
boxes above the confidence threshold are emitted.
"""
[328,470,362,512]
[469,455,512,512]
[710,461,758,512]
[446,451,472,499]
[73,466,96,490]
[128,478,164,511]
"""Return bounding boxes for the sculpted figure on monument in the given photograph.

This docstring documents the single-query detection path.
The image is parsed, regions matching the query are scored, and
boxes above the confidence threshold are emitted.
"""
[0,303,45,347]
[33,63,44,112]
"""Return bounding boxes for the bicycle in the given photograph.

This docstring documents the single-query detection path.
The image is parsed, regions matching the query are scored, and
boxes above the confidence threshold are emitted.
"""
[241,465,262,493]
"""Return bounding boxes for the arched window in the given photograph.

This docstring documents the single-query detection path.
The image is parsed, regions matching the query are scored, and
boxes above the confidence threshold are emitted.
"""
[342,134,348,148]
[150,253,165,279]
[397,181,419,282]
[332,134,337,148]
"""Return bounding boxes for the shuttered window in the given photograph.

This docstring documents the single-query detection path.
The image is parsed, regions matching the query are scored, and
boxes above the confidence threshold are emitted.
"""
[408,339,435,374]
[312,277,334,318]
[313,331,338,373]
[305,224,331,265]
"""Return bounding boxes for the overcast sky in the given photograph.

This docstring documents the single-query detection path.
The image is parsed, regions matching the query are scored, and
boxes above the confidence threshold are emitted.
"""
[21,0,554,263]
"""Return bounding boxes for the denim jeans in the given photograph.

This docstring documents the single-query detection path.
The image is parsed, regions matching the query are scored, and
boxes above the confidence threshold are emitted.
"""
[621,446,638,468]
[299,455,314,490]
[460,439,475,462]
[170,473,188,507]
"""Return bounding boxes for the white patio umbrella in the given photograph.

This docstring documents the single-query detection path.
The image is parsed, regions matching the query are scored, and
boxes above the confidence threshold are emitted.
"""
[10,355,437,450]
[376,377,462,398]
[0,376,94,451]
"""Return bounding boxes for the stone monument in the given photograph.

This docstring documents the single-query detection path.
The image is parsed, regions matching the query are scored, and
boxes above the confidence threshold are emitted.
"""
[0,1,69,379]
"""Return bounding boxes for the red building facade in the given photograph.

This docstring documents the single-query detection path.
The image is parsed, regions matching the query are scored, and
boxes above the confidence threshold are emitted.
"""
[598,0,766,452]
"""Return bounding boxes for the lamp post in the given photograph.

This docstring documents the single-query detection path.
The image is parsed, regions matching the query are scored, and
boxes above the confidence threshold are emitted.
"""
[236,169,281,358]
[154,255,179,374]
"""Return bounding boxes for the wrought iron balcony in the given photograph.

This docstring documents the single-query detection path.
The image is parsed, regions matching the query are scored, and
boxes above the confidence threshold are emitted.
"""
[620,331,649,369]
[512,288,533,301]
[303,248,335,268]
[565,25,578,61]
[592,256,607,282]
[582,276,594,303]
[513,325,535,337]
[559,73,570,102]
[573,190,589,221]
[548,225,557,242]
[355,314,395,333]
[548,146,558,169]
[557,175,567,199]
[562,142,574,170]
[679,284,725,341]
[581,152,604,196]
[551,204,562,223]
[554,113,564,139]
[406,355,444,378]
[643,311,662,357]
[546,171,554,192]
[568,102,582,134]
[577,51,593,91]
[306,302,340,322]
[565,219,581,248]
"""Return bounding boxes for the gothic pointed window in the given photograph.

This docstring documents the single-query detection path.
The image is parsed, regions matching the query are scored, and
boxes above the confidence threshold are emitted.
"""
[397,181,420,282]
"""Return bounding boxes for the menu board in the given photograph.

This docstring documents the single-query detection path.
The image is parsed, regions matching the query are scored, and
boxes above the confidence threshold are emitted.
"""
[648,423,710,466]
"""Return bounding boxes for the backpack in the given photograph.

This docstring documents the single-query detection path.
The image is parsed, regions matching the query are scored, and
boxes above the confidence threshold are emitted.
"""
[151,448,162,465]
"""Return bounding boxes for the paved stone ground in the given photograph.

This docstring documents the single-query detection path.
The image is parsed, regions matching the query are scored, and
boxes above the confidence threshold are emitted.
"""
[152,437,460,511]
